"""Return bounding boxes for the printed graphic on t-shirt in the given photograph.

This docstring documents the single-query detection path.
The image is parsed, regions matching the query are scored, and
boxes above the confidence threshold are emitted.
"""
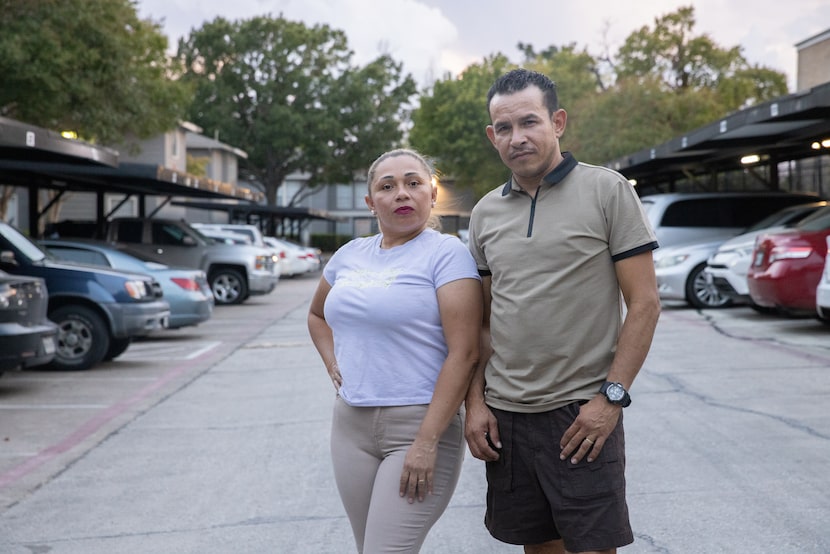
[339,268,402,289]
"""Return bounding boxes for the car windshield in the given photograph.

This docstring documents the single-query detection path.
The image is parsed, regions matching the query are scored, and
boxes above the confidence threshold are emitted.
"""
[2,224,48,262]
[743,204,819,232]
[797,207,830,231]
[188,226,212,241]
[118,246,163,264]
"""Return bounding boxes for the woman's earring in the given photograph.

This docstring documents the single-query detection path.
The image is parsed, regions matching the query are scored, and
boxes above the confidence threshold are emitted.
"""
[431,201,436,207]
[370,209,376,215]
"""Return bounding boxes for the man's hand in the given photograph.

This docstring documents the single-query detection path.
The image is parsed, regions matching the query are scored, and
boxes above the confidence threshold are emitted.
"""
[559,396,621,464]
[464,401,501,461]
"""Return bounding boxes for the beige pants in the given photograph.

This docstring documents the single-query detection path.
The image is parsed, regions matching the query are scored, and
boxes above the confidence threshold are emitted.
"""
[330,396,465,553]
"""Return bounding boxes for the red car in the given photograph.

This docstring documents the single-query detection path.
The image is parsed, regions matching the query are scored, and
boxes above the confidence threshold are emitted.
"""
[747,206,830,315]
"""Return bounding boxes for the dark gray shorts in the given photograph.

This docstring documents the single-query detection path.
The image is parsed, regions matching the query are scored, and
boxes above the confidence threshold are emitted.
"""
[485,402,634,552]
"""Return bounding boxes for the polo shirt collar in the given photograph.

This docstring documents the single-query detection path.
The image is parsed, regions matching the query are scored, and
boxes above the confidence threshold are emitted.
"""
[501,152,578,196]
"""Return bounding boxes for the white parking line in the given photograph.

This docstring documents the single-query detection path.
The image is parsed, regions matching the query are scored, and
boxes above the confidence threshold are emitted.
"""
[0,404,108,410]
[119,341,221,361]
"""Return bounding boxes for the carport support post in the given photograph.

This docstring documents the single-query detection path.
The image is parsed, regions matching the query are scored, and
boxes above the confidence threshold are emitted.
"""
[28,185,39,237]
[96,191,105,225]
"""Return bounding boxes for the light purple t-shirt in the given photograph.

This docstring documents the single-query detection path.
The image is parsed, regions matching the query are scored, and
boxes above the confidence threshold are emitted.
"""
[323,229,480,407]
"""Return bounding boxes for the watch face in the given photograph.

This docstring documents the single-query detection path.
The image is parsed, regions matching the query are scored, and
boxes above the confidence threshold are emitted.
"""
[607,383,625,401]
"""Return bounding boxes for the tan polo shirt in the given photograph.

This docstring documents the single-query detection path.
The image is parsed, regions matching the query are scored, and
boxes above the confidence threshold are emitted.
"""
[469,154,657,413]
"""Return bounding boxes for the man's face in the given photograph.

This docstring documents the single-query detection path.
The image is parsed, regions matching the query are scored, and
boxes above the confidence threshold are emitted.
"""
[486,86,566,187]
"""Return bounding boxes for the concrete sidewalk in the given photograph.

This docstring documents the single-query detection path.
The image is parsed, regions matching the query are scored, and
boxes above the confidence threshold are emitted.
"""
[1,274,829,553]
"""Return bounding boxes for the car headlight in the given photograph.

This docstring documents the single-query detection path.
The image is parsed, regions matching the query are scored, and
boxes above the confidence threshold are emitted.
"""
[255,255,270,270]
[124,280,150,300]
[654,253,689,269]
[0,284,24,311]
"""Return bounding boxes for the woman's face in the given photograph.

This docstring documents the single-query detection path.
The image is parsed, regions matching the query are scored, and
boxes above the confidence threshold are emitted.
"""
[365,154,436,239]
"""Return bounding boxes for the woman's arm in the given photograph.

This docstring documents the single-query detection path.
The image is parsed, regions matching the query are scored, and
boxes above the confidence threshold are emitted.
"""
[399,277,482,502]
[307,276,341,390]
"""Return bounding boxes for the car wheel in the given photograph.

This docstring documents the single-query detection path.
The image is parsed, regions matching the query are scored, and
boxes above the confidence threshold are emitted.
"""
[209,269,247,305]
[103,337,132,361]
[48,305,110,370]
[686,263,733,309]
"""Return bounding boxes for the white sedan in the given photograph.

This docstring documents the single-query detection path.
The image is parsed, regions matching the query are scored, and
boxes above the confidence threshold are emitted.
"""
[655,239,731,309]
[705,201,826,308]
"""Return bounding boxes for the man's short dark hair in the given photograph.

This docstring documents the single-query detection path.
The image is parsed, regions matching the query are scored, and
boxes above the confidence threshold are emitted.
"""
[487,69,559,115]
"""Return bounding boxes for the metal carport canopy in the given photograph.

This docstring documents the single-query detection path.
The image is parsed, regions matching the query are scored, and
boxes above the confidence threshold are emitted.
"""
[0,116,263,236]
[605,80,830,190]
[0,115,118,168]
[0,159,263,201]
[170,199,339,222]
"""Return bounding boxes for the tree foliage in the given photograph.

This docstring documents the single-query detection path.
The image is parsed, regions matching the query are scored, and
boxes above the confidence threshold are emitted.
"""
[410,5,790,195]
[0,0,189,145]
[176,15,417,207]
[409,55,514,198]
[615,5,787,109]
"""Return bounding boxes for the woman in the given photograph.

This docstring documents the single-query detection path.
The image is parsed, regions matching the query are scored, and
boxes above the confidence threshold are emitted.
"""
[307,149,482,553]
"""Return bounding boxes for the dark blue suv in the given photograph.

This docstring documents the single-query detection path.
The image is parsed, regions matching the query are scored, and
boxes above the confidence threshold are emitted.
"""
[0,223,170,370]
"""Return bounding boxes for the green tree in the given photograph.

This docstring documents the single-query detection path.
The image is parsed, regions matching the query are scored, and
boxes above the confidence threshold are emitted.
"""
[177,15,417,207]
[575,5,788,163]
[409,55,514,198]
[518,43,608,163]
[0,0,189,144]
[615,5,787,109]
[411,5,790,194]
[410,46,607,197]
[572,77,722,164]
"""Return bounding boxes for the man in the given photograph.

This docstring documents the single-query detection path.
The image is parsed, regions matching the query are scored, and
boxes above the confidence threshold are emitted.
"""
[464,68,661,554]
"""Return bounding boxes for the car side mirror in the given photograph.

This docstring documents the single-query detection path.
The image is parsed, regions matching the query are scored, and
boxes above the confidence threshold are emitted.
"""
[1,250,17,266]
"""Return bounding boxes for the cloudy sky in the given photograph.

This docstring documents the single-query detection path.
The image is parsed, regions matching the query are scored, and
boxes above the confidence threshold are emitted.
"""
[137,0,829,91]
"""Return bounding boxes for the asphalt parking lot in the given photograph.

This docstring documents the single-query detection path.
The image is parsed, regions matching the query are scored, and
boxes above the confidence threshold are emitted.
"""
[1,276,829,553]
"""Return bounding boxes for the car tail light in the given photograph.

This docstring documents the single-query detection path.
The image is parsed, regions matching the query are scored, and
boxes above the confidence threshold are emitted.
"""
[769,246,813,264]
[171,277,200,291]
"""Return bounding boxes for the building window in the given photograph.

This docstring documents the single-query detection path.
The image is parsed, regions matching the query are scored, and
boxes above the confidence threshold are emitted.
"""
[336,184,352,209]
[353,182,366,207]
[106,195,137,218]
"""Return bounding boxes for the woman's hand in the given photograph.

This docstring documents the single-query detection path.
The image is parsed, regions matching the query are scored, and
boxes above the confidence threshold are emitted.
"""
[399,439,437,503]
[327,360,342,391]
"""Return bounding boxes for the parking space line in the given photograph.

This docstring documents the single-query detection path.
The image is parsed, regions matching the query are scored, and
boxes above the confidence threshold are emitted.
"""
[0,404,108,410]
[0,341,226,490]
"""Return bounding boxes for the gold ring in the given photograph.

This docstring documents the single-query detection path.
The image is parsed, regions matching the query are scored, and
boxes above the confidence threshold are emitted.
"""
[584,438,595,444]
[418,480,425,484]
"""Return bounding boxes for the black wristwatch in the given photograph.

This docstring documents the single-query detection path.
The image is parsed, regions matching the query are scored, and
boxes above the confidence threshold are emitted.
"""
[599,381,631,407]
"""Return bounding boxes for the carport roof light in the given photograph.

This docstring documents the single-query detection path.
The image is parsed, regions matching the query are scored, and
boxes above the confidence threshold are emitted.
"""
[741,154,761,165]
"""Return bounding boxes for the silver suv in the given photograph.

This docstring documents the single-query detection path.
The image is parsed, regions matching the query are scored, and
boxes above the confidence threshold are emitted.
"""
[640,192,824,248]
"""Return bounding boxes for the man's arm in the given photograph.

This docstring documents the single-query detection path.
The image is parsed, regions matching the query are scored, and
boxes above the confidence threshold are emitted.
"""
[559,251,661,463]
[464,275,501,461]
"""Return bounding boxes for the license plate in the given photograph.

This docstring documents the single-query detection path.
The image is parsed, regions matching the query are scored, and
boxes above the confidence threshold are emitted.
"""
[42,336,56,355]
